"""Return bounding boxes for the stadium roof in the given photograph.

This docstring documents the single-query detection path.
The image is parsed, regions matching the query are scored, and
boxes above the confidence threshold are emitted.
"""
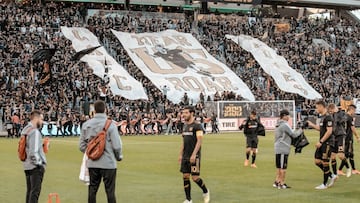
[262,0,360,9]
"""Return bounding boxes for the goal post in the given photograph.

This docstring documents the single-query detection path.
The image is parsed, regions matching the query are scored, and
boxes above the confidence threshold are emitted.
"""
[204,100,296,131]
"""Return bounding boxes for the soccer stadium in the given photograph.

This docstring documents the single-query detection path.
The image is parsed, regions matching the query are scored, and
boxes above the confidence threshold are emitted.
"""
[0,0,360,202]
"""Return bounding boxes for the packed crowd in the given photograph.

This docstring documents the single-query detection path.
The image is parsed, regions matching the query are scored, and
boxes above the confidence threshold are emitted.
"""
[197,15,360,108]
[0,2,359,136]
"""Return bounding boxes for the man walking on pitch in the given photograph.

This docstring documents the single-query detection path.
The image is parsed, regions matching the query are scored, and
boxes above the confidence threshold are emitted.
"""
[327,104,348,178]
[239,111,259,168]
[179,106,210,203]
[22,110,47,203]
[273,110,302,189]
[79,100,123,203]
[307,101,336,189]
[338,105,360,175]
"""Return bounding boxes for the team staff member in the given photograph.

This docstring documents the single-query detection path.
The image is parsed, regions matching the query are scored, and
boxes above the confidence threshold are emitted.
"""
[307,101,337,190]
[338,105,360,175]
[179,106,210,203]
[79,100,123,203]
[273,110,302,189]
[239,111,259,168]
[22,110,47,203]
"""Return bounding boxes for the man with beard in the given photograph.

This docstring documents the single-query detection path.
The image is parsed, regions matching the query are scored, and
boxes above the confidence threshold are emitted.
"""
[21,110,47,203]
[179,106,210,203]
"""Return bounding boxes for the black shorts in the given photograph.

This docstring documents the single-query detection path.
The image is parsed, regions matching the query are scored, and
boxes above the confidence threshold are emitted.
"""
[331,135,345,154]
[276,154,289,169]
[246,136,258,148]
[344,140,354,157]
[315,142,331,161]
[180,157,201,176]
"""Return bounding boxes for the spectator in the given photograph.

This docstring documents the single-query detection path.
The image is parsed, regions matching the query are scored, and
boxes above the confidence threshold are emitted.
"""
[0,1,359,136]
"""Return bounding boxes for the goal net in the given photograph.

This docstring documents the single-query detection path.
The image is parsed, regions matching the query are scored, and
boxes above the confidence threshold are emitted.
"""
[204,100,296,131]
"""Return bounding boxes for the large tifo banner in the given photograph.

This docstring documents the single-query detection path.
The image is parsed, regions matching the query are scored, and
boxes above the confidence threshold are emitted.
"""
[61,27,148,100]
[112,29,255,103]
[205,100,296,131]
[226,34,322,100]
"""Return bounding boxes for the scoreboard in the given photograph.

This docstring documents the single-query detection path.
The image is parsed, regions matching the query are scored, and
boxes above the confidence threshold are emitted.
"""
[221,103,243,118]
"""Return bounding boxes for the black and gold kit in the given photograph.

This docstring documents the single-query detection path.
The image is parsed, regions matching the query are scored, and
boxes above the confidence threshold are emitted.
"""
[180,120,209,202]
[344,114,355,155]
[331,111,347,153]
[180,122,203,175]
[240,118,259,148]
[314,114,333,160]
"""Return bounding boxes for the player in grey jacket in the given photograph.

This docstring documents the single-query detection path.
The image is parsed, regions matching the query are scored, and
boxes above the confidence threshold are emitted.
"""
[273,110,302,189]
[79,100,122,203]
[22,110,46,203]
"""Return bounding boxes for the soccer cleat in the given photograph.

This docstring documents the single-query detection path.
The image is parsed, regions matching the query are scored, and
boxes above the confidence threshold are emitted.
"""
[352,170,360,175]
[203,189,210,203]
[327,174,337,187]
[315,184,328,190]
[278,184,291,189]
[251,164,257,168]
[272,181,279,188]
[244,159,249,167]
[183,200,192,203]
[337,170,345,176]
[346,168,352,178]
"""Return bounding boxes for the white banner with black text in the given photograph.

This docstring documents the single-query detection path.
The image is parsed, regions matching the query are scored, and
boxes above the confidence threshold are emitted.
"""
[61,26,148,100]
[112,29,255,103]
[226,34,322,100]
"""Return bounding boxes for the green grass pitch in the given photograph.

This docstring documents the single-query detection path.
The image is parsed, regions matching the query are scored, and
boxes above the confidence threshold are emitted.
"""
[1,130,360,203]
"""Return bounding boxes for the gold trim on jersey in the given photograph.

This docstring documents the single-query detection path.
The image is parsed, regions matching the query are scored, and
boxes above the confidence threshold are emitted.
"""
[196,130,203,137]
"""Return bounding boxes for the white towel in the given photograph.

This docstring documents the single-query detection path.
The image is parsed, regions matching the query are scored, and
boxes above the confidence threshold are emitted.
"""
[79,153,90,185]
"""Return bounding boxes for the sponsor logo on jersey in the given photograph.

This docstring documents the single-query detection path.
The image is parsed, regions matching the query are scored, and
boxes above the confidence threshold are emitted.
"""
[248,123,258,128]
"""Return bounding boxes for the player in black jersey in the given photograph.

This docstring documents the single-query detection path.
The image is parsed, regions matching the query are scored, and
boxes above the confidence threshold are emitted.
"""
[327,104,347,178]
[239,111,260,168]
[338,105,360,175]
[307,101,336,190]
[179,106,210,203]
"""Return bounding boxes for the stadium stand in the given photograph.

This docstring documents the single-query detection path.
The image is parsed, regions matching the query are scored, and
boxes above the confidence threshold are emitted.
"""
[0,1,359,136]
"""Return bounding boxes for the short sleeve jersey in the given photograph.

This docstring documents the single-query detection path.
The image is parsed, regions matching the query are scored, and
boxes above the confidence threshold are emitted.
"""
[319,114,333,142]
[242,119,258,137]
[182,122,203,159]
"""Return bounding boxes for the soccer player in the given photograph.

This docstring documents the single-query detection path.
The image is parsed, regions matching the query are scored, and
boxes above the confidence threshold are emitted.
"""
[307,101,336,190]
[179,106,210,203]
[327,104,348,178]
[338,105,360,175]
[273,110,302,189]
[239,111,259,168]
